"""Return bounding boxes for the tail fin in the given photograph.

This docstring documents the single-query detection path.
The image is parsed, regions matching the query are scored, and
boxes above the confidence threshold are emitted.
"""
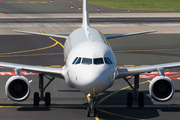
[82,0,90,28]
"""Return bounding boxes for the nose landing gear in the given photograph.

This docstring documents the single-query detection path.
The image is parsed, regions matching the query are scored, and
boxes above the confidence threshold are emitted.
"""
[86,94,97,117]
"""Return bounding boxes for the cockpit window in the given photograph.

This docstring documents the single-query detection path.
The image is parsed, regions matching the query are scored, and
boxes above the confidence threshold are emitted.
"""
[104,57,110,65]
[72,57,78,64]
[75,57,81,64]
[73,57,113,65]
[107,57,113,64]
[82,58,92,65]
[94,58,104,65]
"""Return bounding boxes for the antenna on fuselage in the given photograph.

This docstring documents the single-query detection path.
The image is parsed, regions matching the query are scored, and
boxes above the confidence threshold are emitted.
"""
[82,0,90,28]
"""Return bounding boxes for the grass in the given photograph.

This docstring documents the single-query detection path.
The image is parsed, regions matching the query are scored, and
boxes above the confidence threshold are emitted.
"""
[88,0,180,11]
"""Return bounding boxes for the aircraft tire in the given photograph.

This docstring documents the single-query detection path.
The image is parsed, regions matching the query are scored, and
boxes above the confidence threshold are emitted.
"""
[138,92,144,107]
[34,92,39,106]
[127,92,133,107]
[45,92,51,106]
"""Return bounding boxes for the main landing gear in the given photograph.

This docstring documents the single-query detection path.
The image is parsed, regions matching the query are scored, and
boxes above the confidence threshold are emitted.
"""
[33,74,55,106]
[124,74,144,107]
[86,94,97,117]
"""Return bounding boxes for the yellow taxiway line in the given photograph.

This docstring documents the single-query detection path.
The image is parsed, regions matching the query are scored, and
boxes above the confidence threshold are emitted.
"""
[0,12,7,15]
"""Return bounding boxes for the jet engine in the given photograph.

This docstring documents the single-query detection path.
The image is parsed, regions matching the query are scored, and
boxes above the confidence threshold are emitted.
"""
[5,76,31,101]
[149,76,174,102]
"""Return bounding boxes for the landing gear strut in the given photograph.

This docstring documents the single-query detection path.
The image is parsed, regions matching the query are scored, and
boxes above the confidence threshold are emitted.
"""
[86,94,97,117]
[33,74,55,106]
[124,74,144,107]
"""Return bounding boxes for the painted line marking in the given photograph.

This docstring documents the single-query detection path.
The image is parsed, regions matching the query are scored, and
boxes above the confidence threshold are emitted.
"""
[0,106,22,108]
[29,2,38,3]
[50,37,64,48]
[40,31,64,48]
[50,65,63,67]
[124,65,135,67]
[0,33,62,55]
[95,116,99,120]
[0,12,7,15]
[0,43,58,55]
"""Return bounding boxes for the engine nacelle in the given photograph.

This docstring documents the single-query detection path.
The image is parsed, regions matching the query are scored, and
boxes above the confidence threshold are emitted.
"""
[5,76,31,102]
[149,76,175,102]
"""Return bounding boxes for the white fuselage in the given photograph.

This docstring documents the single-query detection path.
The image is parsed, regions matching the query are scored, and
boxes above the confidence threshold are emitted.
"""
[62,27,117,95]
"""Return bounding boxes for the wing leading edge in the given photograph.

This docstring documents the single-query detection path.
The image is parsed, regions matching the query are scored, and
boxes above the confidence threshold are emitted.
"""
[13,30,68,39]
[116,62,180,79]
[106,30,157,39]
[0,62,64,78]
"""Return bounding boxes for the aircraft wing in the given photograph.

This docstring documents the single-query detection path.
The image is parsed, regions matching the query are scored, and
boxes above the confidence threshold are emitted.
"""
[116,62,180,79]
[106,30,156,39]
[0,62,64,78]
[13,30,68,39]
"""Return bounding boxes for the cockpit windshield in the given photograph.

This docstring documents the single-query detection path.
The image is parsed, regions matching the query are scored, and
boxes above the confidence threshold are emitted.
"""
[82,58,92,65]
[107,57,113,64]
[94,58,104,65]
[72,57,113,65]
[72,57,78,64]
[75,57,81,64]
[104,57,110,65]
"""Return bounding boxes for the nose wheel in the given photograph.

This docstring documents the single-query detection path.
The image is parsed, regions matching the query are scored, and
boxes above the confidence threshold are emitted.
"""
[86,106,97,117]
[86,94,97,117]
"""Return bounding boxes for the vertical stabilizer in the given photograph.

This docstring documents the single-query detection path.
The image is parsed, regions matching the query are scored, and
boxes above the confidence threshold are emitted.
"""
[82,0,90,28]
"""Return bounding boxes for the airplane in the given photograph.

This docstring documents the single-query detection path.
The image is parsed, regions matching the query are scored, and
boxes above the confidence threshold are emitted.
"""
[0,0,178,117]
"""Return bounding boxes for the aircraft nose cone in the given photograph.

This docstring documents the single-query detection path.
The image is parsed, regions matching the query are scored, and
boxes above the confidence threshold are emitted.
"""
[78,66,103,84]
[73,65,113,94]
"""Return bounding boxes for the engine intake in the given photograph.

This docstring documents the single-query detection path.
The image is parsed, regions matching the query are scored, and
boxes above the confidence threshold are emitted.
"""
[149,76,174,102]
[5,76,31,102]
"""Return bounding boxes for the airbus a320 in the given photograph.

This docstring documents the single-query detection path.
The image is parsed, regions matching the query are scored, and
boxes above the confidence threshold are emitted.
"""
[0,0,178,117]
